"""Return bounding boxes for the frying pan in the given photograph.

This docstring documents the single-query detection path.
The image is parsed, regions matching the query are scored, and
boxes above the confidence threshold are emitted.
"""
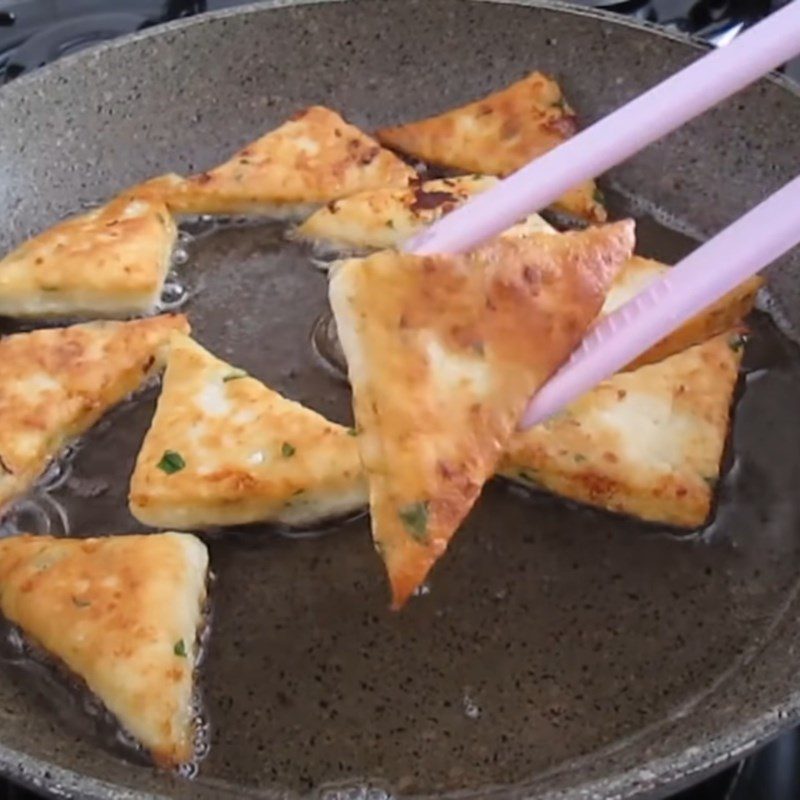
[1,1,800,798]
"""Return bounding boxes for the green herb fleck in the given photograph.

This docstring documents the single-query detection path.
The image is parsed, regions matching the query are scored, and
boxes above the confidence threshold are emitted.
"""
[173,639,187,658]
[573,453,587,464]
[592,188,605,206]
[223,369,247,382]
[347,427,359,437]
[518,469,539,484]
[702,475,717,488]
[157,450,185,474]
[551,97,567,110]
[72,597,90,608]
[729,333,747,353]
[281,442,296,458]
[292,488,305,496]
[398,501,429,544]
[386,219,395,229]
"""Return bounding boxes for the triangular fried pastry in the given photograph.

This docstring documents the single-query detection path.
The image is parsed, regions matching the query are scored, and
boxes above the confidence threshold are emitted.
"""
[501,331,744,527]
[601,256,762,369]
[330,221,635,607]
[129,334,366,529]
[297,174,554,253]
[495,240,760,367]
[0,195,177,318]
[375,72,605,221]
[155,106,415,218]
[0,314,188,511]
[0,532,208,766]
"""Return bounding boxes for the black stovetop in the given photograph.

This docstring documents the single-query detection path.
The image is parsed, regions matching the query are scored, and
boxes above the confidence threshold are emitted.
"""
[0,1,798,798]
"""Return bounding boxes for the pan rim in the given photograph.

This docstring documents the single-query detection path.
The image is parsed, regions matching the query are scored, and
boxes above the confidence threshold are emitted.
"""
[1,2,799,799]
[0,0,798,102]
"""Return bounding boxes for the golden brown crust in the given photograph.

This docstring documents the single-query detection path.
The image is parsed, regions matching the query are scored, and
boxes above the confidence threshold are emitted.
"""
[298,175,498,250]
[501,332,743,527]
[0,195,177,318]
[157,106,416,216]
[375,72,605,222]
[0,532,208,766]
[330,221,634,607]
[297,174,555,252]
[600,256,762,369]
[121,173,187,204]
[0,314,188,511]
[129,334,367,529]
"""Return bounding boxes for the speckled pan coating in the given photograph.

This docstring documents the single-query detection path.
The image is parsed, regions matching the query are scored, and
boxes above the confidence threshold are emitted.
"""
[1,1,800,799]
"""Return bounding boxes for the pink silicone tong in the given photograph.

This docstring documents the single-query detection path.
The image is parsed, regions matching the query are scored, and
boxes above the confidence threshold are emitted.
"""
[403,1,800,429]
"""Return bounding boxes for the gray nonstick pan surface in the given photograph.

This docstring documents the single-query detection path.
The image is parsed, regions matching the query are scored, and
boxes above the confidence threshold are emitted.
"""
[2,1,800,798]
